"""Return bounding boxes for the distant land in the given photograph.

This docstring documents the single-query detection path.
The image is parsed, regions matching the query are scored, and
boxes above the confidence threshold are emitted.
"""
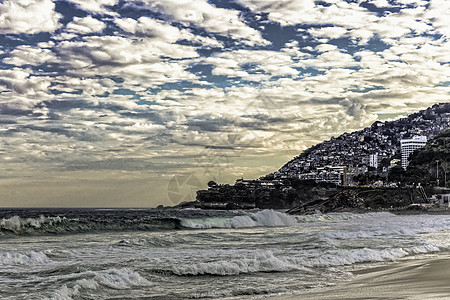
[179,103,450,212]
[272,102,450,180]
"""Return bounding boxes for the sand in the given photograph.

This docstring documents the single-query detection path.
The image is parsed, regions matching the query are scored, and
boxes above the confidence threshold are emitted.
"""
[272,255,450,300]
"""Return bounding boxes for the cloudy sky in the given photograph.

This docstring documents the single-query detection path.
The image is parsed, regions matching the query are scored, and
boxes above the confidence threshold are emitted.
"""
[0,0,449,207]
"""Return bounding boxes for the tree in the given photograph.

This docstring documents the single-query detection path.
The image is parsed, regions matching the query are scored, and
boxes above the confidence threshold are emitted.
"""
[388,166,406,183]
[405,165,429,185]
[207,181,217,188]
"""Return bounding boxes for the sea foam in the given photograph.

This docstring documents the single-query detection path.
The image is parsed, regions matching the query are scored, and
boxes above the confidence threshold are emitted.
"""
[180,209,298,229]
[46,268,152,300]
[170,251,306,276]
[0,251,51,266]
[0,215,64,234]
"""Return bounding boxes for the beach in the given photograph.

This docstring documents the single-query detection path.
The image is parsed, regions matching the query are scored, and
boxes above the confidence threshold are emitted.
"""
[273,255,450,300]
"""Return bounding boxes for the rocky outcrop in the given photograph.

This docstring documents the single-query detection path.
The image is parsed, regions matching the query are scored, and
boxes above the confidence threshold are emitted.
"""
[287,187,416,214]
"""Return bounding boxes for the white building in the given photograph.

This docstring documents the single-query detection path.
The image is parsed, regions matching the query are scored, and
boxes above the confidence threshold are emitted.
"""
[369,153,378,169]
[400,136,427,169]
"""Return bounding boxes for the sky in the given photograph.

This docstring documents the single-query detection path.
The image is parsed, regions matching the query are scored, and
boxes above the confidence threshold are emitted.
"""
[0,0,449,207]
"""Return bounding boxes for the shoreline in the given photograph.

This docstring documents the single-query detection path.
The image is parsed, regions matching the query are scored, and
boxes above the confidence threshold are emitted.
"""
[269,254,450,300]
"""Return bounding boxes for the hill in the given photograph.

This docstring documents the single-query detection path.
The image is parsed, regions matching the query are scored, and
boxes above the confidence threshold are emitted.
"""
[270,103,450,182]
[407,129,450,187]
[190,103,450,211]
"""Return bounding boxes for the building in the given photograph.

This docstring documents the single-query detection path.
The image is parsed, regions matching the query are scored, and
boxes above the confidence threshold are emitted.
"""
[400,136,427,169]
[369,153,378,169]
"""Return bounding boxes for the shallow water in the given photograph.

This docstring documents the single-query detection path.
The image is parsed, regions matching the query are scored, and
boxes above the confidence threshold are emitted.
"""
[1,209,450,299]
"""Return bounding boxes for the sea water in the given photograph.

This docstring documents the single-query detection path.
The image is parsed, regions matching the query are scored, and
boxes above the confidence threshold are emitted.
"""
[1,208,450,299]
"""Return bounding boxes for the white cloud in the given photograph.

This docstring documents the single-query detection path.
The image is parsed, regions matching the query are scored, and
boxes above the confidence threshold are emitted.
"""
[0,0,61,34]
[239,0,373,28]
[116,16,222,47]
[139,0,269,46]
[67,16,106,34]
[67,0,118,14]
[54,37,200,92]
[57,35,199,70]
[202,49,298,80]
[3,45,57,66]
[308,26,347,39]
[51,76,116,96]
[0,68,51,96]
[426,0,450,37]
[371,0,390,6]
[239,0,434,46]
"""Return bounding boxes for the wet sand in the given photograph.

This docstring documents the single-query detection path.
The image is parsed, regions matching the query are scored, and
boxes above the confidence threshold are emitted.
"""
[273,255,450,300]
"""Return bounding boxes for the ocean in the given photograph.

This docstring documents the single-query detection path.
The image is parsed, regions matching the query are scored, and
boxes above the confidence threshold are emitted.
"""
[1,208,450,299]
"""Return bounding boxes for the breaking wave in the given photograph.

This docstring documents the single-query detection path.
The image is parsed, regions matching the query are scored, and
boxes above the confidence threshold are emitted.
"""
[0,210,299,235]
[168,251,309,276]
[180,209,298,229]
[46,268,152,300]
[4,210,450,237]
[294,211,395,223]
[296,244,441,268]
[0,250,51,266]
[0,215,182,235]
[116,234,188,247]
[167,242,441,277]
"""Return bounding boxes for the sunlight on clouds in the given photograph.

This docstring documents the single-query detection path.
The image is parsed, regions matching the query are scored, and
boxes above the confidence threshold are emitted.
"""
[3,45,57,66]
[0,68,51,96]
[67,16,106,34]
[139,0,270,46]
[67,0,118,14]
[0,0,449,206]
[0,0,61,34]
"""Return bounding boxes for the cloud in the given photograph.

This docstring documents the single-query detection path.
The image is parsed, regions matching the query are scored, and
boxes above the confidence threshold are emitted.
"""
[239,0,432,45]
[115,17,181,42]
[308,26,348,39]
[0,68,51,96]
[425,0,450,37]
[66,16,106,34]
[67,0,118,14]
[3,45,57,66]
[55,35,199,83]
[239,0,373,28]
[0,0,450,207]
[200,49,298,81]
[0,0,61,34]
[138,0,269,46]
[115,16,221,47]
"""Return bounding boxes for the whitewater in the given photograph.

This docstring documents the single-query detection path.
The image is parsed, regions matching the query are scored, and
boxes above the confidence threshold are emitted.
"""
[1,208,450,299]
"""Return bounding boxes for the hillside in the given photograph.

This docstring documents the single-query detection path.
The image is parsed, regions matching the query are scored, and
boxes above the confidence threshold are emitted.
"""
[271,103,450,180]
[407,129,450,187]
[191,103,450,211]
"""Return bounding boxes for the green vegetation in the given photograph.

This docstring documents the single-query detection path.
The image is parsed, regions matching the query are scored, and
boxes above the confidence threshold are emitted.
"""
[407,129,450,187]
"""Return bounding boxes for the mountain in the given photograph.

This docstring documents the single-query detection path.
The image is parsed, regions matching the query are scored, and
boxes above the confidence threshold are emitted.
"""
[269,103,450,180]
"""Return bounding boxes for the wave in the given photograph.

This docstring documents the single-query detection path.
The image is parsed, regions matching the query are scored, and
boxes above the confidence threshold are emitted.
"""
[169,251,309,276]
[116,234,188,247]
[0,215,182,235]
[167,242,441,277]
[294,211,396,223]
[295,243,441,268]
[180,209,298,229]
[0,210,297,235]
[0,250,51,266]
[4,210,450,236]
[46,268,152,300]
